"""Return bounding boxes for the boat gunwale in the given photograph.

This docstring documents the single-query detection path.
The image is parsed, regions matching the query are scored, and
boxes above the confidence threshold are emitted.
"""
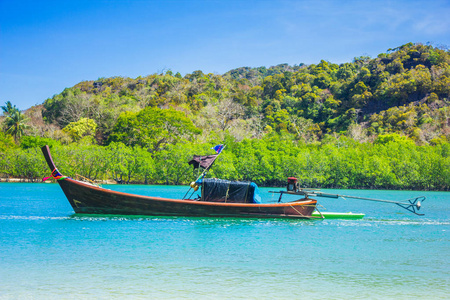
[63,177,317,208]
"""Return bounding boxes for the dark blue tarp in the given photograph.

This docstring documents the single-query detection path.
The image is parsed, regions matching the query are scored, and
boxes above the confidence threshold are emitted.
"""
[198,178,261,203]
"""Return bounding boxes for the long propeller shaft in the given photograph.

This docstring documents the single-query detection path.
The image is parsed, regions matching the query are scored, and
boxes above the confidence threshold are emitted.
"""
[309,192,425,215]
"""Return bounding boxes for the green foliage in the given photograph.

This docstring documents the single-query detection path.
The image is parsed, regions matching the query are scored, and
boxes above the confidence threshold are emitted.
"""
[36,43,449,146]
[2,43,449,189]
[106,142,155,183]
[0,147,47,181]
[108,107,201,152]
[0,131,16,151]
[374,133,414,145]
[1,101,17,116]
[20,136,60,149]
[1,137,449,189]
[2,101,29,143]
[62,118,97,142]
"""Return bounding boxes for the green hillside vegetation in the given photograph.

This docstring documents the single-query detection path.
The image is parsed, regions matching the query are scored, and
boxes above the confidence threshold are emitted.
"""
[1,43,450,189]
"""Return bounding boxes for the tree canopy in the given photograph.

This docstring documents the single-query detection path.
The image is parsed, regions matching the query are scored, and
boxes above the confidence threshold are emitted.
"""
[107,106,201,152]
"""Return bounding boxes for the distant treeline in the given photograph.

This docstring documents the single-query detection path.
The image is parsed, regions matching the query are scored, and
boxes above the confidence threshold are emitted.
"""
[1,134,449,190]
[1,42,449,190]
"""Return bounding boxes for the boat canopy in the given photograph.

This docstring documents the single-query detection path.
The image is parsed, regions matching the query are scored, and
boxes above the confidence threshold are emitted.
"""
[199,178,261,203]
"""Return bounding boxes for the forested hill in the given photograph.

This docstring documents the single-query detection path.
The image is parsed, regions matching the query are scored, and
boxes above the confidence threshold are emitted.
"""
[38,42,449,146]
[1,43,449,189]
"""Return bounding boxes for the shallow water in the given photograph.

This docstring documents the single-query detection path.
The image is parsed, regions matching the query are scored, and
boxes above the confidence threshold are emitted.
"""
[0,183,448,299]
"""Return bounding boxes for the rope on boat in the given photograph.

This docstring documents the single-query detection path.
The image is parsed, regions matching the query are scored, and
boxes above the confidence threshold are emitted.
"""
[42,168,68,181]
[289,203,307,218]
[316,203,327,210]
[75,174,100,187]
[314,207,325,219]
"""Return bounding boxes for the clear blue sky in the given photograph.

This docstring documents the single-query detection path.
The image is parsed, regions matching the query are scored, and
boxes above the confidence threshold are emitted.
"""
[1,0,449,110]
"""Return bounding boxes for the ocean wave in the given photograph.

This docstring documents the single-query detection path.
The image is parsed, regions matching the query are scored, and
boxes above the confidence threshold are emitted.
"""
[0,214,448,226]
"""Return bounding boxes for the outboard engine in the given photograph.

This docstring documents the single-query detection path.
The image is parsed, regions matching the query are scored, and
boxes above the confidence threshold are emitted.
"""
[287,177,298,192]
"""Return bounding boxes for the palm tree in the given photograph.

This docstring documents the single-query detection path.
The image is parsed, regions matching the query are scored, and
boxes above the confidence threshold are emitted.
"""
[2,102,29,142]
[1,101,17,116]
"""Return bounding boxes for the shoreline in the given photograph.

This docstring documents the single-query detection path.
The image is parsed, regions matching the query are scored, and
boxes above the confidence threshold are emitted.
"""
[0,177,448,191]
[0,177,118,184]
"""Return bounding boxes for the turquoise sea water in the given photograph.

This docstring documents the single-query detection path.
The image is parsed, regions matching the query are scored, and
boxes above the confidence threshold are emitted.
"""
[0,183,448,299]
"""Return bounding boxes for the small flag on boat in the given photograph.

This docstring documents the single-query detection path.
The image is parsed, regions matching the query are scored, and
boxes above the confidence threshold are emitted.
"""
[212,144,225,154]
[188,155,218,170]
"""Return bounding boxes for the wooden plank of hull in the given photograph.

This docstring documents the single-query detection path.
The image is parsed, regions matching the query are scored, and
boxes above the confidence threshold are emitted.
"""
[58,178,317,218]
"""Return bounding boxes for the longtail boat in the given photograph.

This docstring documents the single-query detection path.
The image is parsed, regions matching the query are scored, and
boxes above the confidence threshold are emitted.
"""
[41,145,317,219]
[41,145,426,218]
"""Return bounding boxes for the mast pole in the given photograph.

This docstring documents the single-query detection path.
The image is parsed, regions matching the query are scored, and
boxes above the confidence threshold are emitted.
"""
[183,145,226,200]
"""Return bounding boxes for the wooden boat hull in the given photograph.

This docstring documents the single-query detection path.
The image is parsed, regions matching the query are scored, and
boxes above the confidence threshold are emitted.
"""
[42,146,316,219]
[57,178,316,218]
